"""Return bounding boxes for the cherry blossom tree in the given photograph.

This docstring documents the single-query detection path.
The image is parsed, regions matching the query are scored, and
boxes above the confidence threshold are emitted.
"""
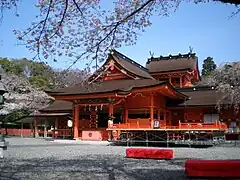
[1,0,238,70]
[201,62,240,112]
[0,71,53,119]
[50,68,90,89]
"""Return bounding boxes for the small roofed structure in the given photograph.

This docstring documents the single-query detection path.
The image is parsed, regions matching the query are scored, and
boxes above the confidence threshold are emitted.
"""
[146,53,201,87]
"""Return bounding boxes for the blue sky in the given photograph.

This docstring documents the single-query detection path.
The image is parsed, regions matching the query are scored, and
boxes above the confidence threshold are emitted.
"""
[0,1,239,71]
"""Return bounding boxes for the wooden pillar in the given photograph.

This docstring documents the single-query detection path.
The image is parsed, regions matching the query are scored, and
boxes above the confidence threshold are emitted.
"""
[150,94,154,128]
[180,76,183,88]
[34,114,38,138]
[20,119,23,138]
[157,109,160,121]
[52,119,55,139]
[124,103,128,123]
[164,109,167,126]
[55,118,58,129]
[108,103,114,140]
[44,119,47,138]
[73,104,79,139]
[109,104,114,116]
[168,110,172,126]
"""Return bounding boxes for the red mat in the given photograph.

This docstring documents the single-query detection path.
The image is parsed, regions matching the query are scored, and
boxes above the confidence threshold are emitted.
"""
[126,148,173,160]
[185,160,240,178]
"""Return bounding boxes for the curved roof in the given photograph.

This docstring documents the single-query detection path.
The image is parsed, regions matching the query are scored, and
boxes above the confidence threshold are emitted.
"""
[176,87,223,106]
[146,53,197,73]
[47,79,188,100]
[111,50,153,79]
[40,100,72,112]
[47,79,162,95]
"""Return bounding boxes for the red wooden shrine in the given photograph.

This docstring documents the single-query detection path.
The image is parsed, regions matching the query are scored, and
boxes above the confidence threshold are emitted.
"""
[42,50,238,141]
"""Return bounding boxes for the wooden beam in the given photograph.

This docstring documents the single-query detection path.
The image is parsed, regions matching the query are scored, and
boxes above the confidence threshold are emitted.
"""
[73,104,79,139]
[180,76,183,88]
[53,93,116,101]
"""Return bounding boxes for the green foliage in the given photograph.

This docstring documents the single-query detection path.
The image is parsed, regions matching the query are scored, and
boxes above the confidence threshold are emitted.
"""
[201,57,217,77]
[0,57,55,90]
[29,76,51,90]
[0,109,30,123]
[0,58,24,75]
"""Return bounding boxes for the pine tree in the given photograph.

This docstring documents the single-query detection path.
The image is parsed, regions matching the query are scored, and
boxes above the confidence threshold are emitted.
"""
[202,57,217,77]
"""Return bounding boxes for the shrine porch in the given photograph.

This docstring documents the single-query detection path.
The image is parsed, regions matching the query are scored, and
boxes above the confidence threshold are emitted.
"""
[108,119,228,131]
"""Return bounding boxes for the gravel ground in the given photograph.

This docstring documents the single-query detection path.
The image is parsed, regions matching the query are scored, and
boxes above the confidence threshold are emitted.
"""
[0,137,240,180]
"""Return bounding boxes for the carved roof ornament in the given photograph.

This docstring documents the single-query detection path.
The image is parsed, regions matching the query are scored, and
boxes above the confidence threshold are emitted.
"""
[105,60,115,71]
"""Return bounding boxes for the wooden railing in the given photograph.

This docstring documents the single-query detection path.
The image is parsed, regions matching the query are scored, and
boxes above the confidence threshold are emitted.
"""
[178,121,227,130]
[112,118,151,129]
[108,119,228,131]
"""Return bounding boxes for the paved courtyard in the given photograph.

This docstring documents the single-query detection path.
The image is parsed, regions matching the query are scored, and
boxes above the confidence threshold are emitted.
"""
[0,137,240,180]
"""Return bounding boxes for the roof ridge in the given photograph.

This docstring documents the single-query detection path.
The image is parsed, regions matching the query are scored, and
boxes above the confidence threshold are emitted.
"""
[147,52,196,64]
[111,49,149,72]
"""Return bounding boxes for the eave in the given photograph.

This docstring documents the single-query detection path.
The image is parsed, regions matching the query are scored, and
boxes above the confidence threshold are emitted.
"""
[48,81,188,101]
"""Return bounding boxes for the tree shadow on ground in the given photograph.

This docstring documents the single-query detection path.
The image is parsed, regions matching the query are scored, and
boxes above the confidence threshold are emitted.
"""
[0,155,191,180]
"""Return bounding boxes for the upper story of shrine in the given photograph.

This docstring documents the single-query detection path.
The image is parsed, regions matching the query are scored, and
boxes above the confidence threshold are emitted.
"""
[88,49,201,88]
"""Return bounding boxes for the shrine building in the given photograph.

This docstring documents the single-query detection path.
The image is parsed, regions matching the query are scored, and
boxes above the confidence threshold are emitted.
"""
[34,50,239,143]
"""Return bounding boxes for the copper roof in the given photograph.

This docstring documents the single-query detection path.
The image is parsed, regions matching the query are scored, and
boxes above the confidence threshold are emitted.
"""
[47,79,165,95]
[111,50,153,79]
[146,53,197,73]
[40,100,72,112]
[176,87,223,106]
[44,87,226,112]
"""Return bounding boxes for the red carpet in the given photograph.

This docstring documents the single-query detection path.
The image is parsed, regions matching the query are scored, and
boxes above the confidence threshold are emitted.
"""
[126,148,173,160]
[185,160,240,178]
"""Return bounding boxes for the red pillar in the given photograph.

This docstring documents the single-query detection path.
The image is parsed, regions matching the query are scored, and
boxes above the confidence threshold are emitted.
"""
[164,109,167,126]
[150,94,154,128]
[109,104,114,116]
[73,104,79,139]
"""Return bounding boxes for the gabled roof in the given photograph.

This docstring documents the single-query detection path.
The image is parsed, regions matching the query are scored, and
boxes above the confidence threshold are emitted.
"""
[146,53,198,73]
[89,49,153,81]
[111,50,153,79]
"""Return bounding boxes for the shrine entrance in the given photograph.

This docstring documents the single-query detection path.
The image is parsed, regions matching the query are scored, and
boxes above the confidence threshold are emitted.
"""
[97,112,108,128]
[73,97,125,140]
